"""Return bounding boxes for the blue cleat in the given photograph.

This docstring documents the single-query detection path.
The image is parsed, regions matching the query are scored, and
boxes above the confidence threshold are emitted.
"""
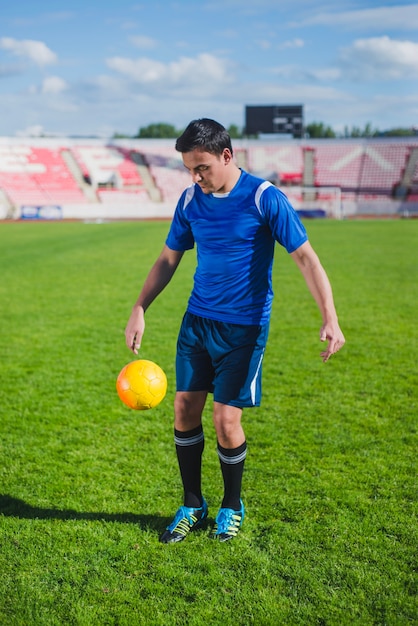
[210,500,245,542]
[159,499,208,543]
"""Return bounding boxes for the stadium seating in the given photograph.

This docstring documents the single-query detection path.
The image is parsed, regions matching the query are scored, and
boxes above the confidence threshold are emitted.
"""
[0,144,86,206]
[69,144,145,189]
[313,142,364,190]
[358,144,409,198]
[246,144,303,183]
[1,137,417,218]
[140,146,192,202]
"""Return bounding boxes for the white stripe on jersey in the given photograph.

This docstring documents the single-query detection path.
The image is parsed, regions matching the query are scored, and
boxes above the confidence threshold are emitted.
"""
[254,181,273,215]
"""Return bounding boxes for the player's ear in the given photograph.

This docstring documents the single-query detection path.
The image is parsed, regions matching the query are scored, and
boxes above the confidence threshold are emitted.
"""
[222,148,233,164]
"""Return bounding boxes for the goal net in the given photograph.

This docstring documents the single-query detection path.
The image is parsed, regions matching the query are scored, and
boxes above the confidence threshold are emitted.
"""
[279,186,342,219]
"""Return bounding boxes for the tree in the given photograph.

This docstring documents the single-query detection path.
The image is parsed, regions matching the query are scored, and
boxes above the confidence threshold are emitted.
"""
[227,124,242,139]
[136,123,180,139]
[344,123,378,138]
[305,122,336,138]
[379,127,418,137]
[112,132,132,139]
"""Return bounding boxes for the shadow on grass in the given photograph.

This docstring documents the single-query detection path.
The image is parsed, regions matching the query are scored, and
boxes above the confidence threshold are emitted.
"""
[0,494,169,532]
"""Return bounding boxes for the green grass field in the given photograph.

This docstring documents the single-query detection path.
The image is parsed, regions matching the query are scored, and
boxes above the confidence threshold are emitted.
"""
[0,219,416,625]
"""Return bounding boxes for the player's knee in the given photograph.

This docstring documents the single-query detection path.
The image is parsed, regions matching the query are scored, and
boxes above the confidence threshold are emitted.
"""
[215,421,234,444]
[174,391,205,430]
[213,404,243,444]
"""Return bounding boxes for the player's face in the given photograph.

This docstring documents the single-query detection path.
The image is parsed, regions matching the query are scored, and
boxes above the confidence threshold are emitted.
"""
[182,148,234,194]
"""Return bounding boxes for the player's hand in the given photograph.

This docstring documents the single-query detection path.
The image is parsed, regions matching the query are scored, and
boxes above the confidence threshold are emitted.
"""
[319,322,345,362]
[125,305,145,355]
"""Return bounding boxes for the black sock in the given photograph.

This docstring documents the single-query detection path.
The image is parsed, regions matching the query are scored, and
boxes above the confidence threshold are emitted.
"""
[217,441,247,510]
[174,425,204,508]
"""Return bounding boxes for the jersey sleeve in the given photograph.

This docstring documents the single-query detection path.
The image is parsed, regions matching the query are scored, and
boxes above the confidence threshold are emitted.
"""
[165,189,195,251]
[259,185,308,253]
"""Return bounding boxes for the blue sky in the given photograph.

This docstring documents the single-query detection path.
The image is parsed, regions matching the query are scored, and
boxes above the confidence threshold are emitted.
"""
[1,0,417,137]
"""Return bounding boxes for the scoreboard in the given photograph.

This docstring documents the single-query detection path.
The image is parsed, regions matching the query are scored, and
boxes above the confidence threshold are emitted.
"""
[245,105,304,138]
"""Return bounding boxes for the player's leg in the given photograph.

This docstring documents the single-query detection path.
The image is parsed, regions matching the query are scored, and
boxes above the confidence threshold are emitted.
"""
[209,402,246,541]
[209,321,269,541]
[160,313,213,544]
[160,390,208,544]
[212,401,246,511]
[174,390,207,508]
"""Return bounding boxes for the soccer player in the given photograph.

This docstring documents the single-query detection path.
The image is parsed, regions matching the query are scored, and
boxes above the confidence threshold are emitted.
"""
[125,119,345,543]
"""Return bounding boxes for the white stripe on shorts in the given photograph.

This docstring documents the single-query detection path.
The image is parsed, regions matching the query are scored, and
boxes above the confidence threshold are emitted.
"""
[250,349,265,405]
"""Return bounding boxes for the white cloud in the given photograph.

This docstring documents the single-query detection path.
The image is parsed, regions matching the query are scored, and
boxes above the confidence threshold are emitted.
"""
[278,38,304,50]
[0,37,57,66]
[16,124,45,137]
[42,76,68,94]
[130,35,158,49]
[88,74,126,92]
[169,54,232,85]
[340,36,418,80]
[106,53,234,95]
[310,67,341,81]
[296,4,418,30]
[107,56,165,83]
[256,36,304,52]
[268,63,341,82]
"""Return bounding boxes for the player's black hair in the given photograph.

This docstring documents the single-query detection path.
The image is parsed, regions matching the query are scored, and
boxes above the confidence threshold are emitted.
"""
[175,118,233,156]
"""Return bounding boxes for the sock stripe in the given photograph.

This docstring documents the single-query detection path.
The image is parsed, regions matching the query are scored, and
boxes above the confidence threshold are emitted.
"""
[217,448,247,465]
[174,432,204,447]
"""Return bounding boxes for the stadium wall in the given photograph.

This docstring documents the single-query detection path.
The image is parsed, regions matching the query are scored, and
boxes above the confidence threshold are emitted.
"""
[12,202,175,221]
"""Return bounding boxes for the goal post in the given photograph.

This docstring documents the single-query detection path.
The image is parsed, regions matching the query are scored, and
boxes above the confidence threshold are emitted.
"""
[279,186,343,219]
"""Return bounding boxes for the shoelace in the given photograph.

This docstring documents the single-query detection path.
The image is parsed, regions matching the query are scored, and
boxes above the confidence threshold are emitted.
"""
[169,506,201,532]
[215,509,241,534]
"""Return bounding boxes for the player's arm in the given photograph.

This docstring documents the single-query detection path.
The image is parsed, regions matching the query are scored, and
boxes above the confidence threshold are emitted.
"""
[125,245,184,354]
[290,240,345,362]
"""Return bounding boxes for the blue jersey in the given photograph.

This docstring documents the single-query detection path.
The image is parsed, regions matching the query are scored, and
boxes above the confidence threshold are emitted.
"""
[166,170,308,325]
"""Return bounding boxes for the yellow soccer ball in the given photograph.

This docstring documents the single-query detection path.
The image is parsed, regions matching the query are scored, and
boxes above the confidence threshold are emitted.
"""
[116,359,167,410]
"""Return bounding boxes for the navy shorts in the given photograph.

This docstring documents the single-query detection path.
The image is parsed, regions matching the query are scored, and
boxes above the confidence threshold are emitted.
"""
[176,312,269,408]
